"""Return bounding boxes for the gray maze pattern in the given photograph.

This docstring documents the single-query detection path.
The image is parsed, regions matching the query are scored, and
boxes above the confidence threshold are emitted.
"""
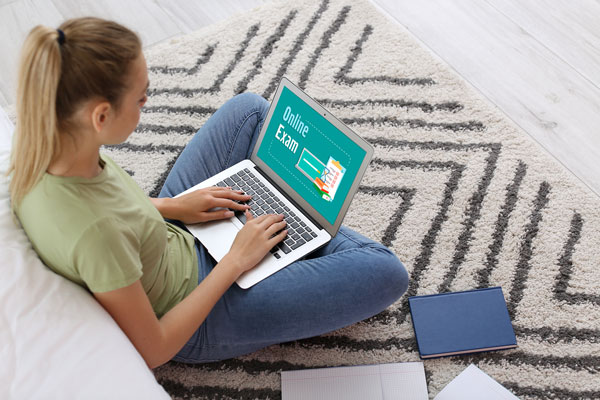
[104,0,599,398]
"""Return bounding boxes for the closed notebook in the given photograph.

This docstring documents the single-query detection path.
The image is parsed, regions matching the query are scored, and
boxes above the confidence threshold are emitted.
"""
[408,287,517,359]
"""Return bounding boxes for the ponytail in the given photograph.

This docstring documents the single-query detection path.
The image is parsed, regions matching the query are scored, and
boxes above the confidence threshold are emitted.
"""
[8,18,141,209]
[9,26,62,208]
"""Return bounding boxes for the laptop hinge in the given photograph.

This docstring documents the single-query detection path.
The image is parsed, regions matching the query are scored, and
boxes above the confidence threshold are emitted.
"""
[253,166,324,231]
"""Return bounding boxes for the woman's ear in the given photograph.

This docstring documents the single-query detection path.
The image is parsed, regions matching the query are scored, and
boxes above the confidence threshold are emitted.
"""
[91,101,112,133]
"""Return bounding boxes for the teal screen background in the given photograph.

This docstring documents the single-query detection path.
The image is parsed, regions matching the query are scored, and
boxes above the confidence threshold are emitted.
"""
[256,87,367,224]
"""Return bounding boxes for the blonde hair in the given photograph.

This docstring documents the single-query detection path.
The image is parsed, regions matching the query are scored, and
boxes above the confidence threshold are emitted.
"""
[8,17,141,208]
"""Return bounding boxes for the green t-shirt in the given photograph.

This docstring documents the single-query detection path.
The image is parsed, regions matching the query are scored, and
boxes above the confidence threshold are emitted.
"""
[16,155,198,318]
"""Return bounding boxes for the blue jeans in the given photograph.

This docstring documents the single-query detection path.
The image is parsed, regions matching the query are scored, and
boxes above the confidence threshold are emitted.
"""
[159,93,409,362]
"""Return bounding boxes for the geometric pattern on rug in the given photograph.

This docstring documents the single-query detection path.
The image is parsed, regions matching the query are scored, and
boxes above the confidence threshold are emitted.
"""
[102,0,600,398]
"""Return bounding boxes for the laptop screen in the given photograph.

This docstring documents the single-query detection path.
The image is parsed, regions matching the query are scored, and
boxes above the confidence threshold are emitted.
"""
[256,85,368,226]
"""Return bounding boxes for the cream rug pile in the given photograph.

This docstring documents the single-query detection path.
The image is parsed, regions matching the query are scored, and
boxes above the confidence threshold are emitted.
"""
[103,0,600,398]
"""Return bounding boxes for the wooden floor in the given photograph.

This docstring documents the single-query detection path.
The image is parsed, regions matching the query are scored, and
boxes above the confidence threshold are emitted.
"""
[0,0,266,106]
[371,0,600,199]
[1,0,599,197]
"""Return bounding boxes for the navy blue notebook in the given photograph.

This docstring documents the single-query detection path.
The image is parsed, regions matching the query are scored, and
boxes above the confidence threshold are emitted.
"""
[408,287,517,359]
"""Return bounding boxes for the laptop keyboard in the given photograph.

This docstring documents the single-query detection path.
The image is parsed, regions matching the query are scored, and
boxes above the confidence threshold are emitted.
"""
[214,168,317,258]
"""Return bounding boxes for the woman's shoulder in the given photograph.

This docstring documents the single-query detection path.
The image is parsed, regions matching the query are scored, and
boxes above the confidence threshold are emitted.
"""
[18,154,129,217]
[16,163,124,243]
[18,172,98,219]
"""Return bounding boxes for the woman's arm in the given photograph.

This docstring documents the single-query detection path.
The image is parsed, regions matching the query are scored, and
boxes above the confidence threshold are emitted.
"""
[94,253,241,368]
[93,212,287,369]
[149,187,251,224]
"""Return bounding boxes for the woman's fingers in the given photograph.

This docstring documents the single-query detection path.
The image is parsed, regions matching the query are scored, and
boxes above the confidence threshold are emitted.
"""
[213,188,250,200]
[255,213,284,228]
[208,186,239,192]
[199,209,235,222]
[269,227,288,244]
[211,197,251,211]
[244,214,284,232]
[244,213,271,225]
[207,188,252,211]
[265,219,287,237]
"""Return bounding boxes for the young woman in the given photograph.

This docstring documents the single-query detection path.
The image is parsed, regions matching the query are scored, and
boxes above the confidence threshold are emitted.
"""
[9,18,409,368]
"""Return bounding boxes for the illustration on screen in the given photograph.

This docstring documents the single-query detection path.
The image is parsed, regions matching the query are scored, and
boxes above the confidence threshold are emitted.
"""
[295,148,346,202]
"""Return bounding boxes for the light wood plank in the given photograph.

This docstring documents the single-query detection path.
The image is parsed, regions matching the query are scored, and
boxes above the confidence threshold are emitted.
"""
[371,0,600,196]
[156,0,265,34]
[487,0,600,88]
[50,0,182,47]
[0,0,64,106]
[0,0,265,106]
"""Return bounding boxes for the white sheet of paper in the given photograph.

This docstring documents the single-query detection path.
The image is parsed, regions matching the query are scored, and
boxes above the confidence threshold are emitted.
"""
[434,364,519,400]
[281,362,428,400]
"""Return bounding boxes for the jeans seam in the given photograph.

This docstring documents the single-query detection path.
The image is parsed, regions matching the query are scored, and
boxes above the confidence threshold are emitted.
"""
[338,229,375,248]
[224,108,263,169]
[312,244,388,262]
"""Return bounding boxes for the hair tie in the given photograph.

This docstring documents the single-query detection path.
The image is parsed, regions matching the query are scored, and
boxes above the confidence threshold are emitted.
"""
[57,29,65,46]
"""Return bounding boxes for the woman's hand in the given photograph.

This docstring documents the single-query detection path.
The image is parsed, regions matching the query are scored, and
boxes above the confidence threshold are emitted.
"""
[223,211,288,275]
[151,187,251,224]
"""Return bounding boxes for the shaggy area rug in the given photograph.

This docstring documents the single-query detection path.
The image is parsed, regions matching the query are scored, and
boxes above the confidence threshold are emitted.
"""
[102,0,600,398]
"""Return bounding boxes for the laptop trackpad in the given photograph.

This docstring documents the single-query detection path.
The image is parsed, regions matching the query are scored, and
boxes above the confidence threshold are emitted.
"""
[187,219,239,261]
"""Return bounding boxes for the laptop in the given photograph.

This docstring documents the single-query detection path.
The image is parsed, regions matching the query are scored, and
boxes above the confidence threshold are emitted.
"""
[176,77,374,288]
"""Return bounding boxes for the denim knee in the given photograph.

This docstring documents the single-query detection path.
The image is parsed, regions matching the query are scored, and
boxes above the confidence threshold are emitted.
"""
[229,92,269,114]
[369,245,409,305]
